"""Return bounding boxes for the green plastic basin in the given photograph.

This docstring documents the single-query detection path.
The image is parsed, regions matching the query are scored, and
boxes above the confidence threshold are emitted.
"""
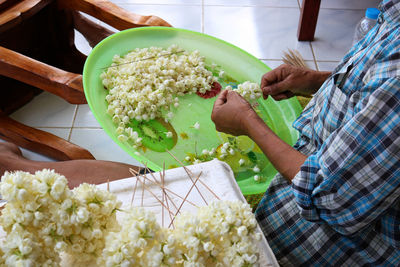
[83,27,302,195]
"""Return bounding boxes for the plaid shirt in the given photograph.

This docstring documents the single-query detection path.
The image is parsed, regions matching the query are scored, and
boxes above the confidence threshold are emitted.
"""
[256,0,400,266]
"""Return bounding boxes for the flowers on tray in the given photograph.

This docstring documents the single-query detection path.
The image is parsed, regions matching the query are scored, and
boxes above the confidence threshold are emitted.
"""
[0,170,261,266]
[101,45,264,154]
[101,45,217,145]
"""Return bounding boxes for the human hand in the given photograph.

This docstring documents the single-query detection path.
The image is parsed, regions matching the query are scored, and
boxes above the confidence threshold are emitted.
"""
[261,64,330,101]
[211,90,258,136]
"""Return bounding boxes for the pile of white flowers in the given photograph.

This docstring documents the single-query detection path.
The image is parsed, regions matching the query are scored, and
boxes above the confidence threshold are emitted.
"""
[0,170,121,266]
[0,170,261,266]
[101,201,261,267]
[101,45,217,145]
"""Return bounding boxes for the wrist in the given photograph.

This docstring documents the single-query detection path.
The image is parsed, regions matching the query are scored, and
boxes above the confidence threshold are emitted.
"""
[308,70,331,93]
[241,110,267,137]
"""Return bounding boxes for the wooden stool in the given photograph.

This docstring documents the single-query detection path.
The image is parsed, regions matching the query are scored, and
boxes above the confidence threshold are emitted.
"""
[0,0,171,160]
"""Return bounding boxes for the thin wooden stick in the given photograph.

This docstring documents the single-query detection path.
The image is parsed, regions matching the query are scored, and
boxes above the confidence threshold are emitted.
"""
[139,173,197,208]
[282,49,308,68]
[165,149,220,201]
[172,156,220,200]
[141,173,145,207]
[146,166,159,183]
[165,149,208,205]
[160,163,174,228]
[135,175,175,216]
[129,168,139,175]
[160,162,176,228]
[142,166,182,210]
[168,171,203,228]
[107,179,110,192]
[129,168,140,206]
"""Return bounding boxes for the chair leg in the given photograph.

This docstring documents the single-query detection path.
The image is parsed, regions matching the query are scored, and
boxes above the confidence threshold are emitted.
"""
[0,114,95,161]
[297,0,321,41]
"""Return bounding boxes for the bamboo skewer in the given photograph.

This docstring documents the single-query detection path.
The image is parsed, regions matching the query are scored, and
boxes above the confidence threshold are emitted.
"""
[138,172,197,208]
[166,149,220,201]
[161,163,174,228]
[135,175,175,217]
[142,166,182,210]
[166,149,208,205]
[129,168,140,206]
[282,49,308,68]
[168,171,203,228]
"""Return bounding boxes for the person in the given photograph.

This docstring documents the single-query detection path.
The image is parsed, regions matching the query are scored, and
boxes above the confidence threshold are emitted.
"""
[211,0,400,265]
[1,1,399,266]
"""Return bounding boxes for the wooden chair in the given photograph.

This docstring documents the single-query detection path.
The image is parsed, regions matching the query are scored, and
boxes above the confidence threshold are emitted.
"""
[0,0,171,160]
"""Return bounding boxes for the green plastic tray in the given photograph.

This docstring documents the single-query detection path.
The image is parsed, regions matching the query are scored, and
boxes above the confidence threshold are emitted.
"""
[83,27,302,195]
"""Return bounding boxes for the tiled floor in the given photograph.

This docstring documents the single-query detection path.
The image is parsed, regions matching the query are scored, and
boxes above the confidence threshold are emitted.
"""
[8,0,381,166]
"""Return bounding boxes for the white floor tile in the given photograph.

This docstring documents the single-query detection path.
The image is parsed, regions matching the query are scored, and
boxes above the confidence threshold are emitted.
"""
[75,30,92,56]
[10,92,77,128]
[319,0,381,10]
[74,105,102,128]
[116,4,202,32]
[70,129,143,167]
[311,8,364,61]
[204,6,314,60]
[112,0,201,4]
[204,0,299,8]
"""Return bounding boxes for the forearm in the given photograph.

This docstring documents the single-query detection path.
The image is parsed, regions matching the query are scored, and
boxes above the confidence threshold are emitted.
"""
[244,114,307,181]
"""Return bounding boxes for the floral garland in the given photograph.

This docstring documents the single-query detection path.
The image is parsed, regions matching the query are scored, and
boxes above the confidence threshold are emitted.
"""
[0,170,261,267]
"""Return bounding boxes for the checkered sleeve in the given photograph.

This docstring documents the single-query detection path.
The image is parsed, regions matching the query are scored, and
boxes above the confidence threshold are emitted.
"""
[291,77,400,236]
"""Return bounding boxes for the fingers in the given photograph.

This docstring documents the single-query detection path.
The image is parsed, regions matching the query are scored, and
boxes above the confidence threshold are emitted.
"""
[214,89,228,107]
[262,80,287,99]
[271,91,294,101]
[260,69,279,90]
[211,89,228,122]
[261,64,297,101]
[226,89,240,101]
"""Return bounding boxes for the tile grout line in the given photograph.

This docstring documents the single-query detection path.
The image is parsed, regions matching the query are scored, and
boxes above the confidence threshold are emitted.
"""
[68,105,79,142]
[308,41,319,71]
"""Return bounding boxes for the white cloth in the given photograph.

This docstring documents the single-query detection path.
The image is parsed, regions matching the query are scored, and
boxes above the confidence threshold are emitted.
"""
[96,159,278,266]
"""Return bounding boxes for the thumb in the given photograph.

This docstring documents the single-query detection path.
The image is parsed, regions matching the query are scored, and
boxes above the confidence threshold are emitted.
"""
[214,89,228,107]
